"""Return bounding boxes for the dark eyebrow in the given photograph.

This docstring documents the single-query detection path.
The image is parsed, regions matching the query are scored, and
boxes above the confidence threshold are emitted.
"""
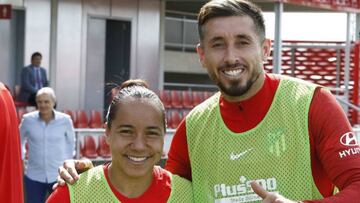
[209,36,224,44]
[147,126,162,131]
[115,125,133,129]
[236,34,252,41]
[209,34,253,44]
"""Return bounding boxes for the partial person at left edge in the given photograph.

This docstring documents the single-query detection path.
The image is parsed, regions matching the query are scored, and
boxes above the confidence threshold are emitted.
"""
[0,82,24,203]
[18,52,49,106]
[20,87,75,203]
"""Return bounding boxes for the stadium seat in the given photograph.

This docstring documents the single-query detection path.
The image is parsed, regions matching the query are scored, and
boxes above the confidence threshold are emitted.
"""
[192,91,204,106]
[63,109,75,125]
[14,101,29,108]
[204,91,215,100]
[159,90,172,108]
[181,91,193,109]
[17,109,28,123]
[165,111,172,129]
[169,110,182,129]
[81,135,98,158]
[89,110,103,128]
[97,134,111,158]
[170,90,183,108]
[181,109,191,118]
[13,85,30,108]
[74,110,89,128]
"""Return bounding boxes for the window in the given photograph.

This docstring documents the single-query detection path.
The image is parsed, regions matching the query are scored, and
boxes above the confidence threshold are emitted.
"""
[165,12,199,52]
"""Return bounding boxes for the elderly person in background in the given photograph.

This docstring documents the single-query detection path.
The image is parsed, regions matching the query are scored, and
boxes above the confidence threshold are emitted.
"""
[20,87,75,203]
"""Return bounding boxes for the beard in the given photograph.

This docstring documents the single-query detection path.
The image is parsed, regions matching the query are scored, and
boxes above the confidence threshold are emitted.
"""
[217,70,261,97]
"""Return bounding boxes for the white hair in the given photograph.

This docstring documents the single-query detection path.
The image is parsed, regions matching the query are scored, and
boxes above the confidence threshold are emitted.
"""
[36,87,56,102]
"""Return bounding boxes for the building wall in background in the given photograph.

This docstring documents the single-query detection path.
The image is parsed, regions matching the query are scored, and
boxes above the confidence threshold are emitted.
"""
[56,0,161,110]
[0,0,23,7]
[0,0,162,110]
[164,50,204,74]
[24,0,51,74]
[0,9,24,90]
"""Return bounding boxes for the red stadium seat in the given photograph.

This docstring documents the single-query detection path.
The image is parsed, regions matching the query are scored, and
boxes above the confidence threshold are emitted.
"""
[97,134,111,158]
[89,110,103,128]
[181,109,191,118]
[204,91,215,100]
[165,111,172,129]
[181,91,193,109]
[17,109,28,123]
[159,90,172,108]
[192,91,204,106]
[13,85,30,108]
[14,101,29,108]
[81,135,98,158]
[74,110,89,128]
[63,109,75,125]
[169,110,182,129]
[170,90,183,108]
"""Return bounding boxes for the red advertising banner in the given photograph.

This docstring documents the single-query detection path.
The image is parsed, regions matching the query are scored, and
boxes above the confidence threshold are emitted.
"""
[0,4,12,20]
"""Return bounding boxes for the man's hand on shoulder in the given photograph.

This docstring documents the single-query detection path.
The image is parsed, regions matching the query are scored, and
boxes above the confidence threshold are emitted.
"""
[53,159,94,189]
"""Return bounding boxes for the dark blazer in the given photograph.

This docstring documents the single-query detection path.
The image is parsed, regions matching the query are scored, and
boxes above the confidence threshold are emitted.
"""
[18,65,49,102]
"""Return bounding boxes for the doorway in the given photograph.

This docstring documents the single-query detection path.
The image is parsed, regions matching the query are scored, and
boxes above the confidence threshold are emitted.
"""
[0,9,25,93]
[85,18,131,114]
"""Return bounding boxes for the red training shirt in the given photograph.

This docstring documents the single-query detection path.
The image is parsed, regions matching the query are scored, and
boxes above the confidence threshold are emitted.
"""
[165,74,360,203]
[46,164,171,203]
[0,82,24,203]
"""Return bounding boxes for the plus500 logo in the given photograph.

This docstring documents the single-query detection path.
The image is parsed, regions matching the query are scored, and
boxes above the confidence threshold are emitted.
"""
[214,176,277,198]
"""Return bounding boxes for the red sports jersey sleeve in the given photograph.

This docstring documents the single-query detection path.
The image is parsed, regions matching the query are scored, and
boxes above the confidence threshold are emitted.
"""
[0,83,25,203]
[303,88,360,203]
[46,185,70,203]
[165,119,191,180]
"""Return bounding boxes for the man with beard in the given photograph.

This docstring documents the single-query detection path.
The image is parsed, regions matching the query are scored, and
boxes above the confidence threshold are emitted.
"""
[57,0,360,202]
[165,0,360,202]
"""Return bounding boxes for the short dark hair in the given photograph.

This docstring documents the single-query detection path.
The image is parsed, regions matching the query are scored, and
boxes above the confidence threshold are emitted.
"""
[31,52,42,60]
[106,79,166,131]
[198,0,265,42]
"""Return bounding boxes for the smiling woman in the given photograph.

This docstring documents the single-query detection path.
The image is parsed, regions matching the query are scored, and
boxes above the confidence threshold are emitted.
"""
[46,79,193,203]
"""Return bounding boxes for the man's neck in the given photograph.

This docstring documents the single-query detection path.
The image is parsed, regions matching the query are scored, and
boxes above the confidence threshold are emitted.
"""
[39,111,54,124]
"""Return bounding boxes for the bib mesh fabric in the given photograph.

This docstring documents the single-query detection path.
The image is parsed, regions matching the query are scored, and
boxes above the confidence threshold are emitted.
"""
[68,166,120,203]
[68,166,193,203]
[167,174,194,203]
[186,76,323,202]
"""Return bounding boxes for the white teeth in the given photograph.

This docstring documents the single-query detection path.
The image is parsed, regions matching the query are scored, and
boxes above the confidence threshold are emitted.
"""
[224,68,244,76]
[127,156,147,162]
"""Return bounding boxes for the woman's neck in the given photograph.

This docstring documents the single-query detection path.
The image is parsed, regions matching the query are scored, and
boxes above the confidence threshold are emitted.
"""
[108,163,154,198]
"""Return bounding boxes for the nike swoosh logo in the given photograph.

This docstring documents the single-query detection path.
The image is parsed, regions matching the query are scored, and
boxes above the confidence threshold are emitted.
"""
[230,148,253,160]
